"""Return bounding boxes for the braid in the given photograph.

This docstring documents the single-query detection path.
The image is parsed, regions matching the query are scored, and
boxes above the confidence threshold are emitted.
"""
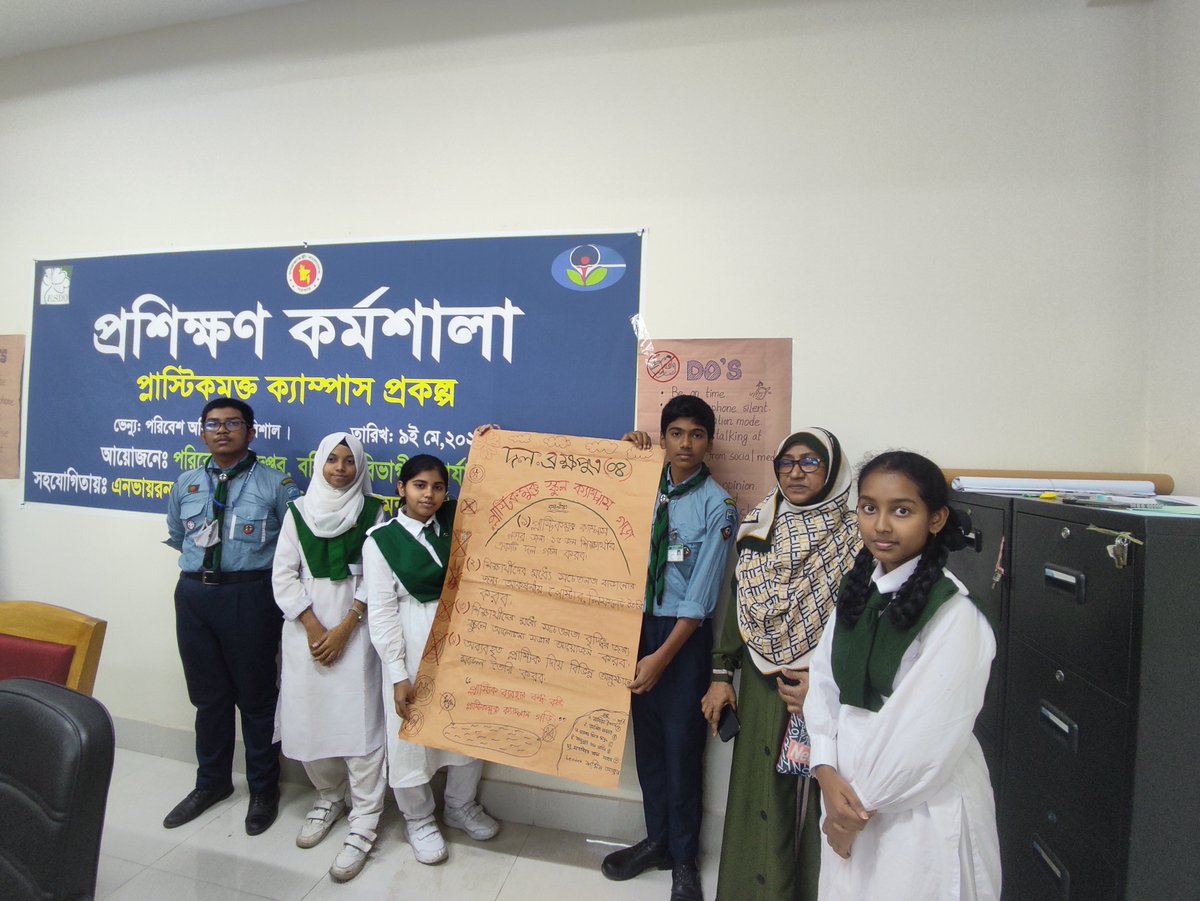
[836,546,877,627]
[887,536,950,630]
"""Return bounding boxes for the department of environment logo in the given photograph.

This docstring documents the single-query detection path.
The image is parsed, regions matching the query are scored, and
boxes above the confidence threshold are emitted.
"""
[286,252,323,294]
[550,243,627,292]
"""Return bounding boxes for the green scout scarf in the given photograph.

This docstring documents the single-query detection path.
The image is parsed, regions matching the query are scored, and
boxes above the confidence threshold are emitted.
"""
[290,496,383,581]
[370,500,456,603]
[831,575,962,712]
[645,463,711,611]
[202,451,257,572]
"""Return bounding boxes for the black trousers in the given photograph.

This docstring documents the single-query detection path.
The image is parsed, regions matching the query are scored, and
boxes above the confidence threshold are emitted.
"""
[174,574,282,794]
[631,615,713,865]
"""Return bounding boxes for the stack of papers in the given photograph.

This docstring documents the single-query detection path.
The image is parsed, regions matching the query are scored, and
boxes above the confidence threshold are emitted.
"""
[950,477,1157,497]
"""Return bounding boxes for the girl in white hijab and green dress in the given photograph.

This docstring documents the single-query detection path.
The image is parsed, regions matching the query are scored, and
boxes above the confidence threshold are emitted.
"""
[272,432,388,883]
[701,428,860,901]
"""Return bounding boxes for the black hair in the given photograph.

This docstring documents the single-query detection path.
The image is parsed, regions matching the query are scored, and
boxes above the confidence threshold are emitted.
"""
[836,450,968,630]
[200,396,254,425]
[660,394,716,440]
[398,453,449,486]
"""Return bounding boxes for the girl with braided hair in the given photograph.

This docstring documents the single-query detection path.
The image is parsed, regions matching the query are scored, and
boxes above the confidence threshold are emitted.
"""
[803,451,1001,901]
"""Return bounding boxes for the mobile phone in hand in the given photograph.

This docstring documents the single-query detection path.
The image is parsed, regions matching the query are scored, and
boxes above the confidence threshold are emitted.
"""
[717,705,740,742]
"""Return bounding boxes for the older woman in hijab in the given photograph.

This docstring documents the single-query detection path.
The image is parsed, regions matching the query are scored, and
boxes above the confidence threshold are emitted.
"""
[701,428,861,901]
[272,432,388,883]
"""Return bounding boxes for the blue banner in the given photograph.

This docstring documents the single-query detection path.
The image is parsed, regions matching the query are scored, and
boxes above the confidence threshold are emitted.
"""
[26,233,641,514]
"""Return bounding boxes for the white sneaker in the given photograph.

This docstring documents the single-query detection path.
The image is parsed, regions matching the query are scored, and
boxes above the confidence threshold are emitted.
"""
[405,814,448,865]
[443,801,499,840]
[296,799,346,849]
[329,830,375,883]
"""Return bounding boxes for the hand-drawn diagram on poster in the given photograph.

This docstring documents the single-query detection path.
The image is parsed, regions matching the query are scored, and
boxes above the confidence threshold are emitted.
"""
[403,429,663,788]
[0,335,26,479]
[636,338,792,518]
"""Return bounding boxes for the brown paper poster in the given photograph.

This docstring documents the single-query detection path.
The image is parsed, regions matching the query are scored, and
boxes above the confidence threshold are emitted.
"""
[636,338,793,517]
[0,335,26,479]
[403,429,663,788]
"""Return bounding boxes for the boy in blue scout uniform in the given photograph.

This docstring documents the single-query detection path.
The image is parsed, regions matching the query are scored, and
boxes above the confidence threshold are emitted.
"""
[162,397,302,836]
[604,394,737,901]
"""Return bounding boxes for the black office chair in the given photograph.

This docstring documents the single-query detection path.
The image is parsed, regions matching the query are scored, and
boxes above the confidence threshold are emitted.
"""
[0,678,115,901]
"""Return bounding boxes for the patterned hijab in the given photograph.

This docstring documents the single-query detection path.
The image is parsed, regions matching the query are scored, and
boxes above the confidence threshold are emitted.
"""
[735,428,861,672]
[293,432,369,538]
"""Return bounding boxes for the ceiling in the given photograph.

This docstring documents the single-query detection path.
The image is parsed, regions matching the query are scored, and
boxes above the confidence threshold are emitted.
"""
[0,0,310,60]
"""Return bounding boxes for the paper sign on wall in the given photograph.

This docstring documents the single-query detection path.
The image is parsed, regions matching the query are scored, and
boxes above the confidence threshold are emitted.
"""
[636,338,793,517]
[0,335,26,479]
[402,429,662,788]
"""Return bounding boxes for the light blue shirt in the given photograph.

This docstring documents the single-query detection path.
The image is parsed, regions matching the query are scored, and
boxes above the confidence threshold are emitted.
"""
[652,471,737,621]
[166,454,302,572]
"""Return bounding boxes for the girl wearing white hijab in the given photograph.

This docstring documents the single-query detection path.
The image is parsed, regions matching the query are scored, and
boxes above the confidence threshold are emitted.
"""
[272,432,387,882]
[701,428,861,901]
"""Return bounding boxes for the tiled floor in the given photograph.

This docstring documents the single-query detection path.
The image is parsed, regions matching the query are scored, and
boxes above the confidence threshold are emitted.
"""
[97,750,719,900]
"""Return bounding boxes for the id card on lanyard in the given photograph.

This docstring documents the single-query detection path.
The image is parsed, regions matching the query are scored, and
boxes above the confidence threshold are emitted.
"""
[192,463,257,549]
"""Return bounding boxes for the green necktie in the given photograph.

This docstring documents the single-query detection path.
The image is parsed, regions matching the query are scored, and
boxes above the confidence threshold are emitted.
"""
[202,453,256,572]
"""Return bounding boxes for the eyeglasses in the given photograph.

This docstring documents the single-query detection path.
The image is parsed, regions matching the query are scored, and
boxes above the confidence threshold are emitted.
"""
[203,418,247,433]
[775,455,823,474]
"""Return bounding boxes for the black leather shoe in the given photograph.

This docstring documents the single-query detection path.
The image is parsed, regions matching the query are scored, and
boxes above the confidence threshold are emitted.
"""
[670,861,703,901]
[245,791,280,836]
[601,837,673,881]
[163,786,234,829]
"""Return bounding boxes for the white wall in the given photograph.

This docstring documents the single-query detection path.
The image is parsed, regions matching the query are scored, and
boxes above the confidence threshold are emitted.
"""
[0,0,1171,832]
[1148,0,1200,491]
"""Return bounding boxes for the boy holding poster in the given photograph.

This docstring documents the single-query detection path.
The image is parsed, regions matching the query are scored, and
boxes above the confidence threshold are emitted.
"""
[602,395,737,901]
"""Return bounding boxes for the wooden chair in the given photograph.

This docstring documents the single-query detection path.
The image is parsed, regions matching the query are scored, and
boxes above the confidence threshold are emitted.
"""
[0,601,107,695]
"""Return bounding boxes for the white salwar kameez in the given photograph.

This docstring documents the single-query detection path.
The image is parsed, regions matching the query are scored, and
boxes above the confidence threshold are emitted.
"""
[364,513,478,791]
[804,559,1002,901]
[272,507,387,830]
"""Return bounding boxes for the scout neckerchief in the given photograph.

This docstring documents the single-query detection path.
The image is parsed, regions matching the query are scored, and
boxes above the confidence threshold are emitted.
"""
[290,496,383,581]
[831,571,962,712]
[735,429,860,672]
[369,500,456,602]
[645,463,710,611]
[202,451,257,572]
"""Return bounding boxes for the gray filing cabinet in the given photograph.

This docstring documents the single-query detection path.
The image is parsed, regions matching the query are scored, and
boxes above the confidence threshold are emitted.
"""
[948,491,1012,797]
[997,499,1200,901]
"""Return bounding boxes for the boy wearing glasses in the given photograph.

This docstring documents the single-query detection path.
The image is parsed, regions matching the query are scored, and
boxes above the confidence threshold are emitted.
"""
[163,397,301,836]
[604,394,737,901]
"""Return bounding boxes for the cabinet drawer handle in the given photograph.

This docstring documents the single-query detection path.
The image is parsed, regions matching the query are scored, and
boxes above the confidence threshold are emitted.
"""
[963,528,983,552]
[1032,834,1071,899]
[1038,700,1080,753]
[1044,564,1087,603]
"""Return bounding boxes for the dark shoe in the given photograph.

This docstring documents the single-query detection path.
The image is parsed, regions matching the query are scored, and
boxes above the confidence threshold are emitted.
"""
[163,785,234,829]
[245,791,280,836]
[601,837,673,881]
[670,862,703,901]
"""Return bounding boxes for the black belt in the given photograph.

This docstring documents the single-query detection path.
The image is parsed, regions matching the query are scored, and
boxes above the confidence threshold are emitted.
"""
[181,570,271,586]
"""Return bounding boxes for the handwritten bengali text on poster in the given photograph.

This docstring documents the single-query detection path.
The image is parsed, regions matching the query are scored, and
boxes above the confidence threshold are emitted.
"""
[401,429,662,789]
